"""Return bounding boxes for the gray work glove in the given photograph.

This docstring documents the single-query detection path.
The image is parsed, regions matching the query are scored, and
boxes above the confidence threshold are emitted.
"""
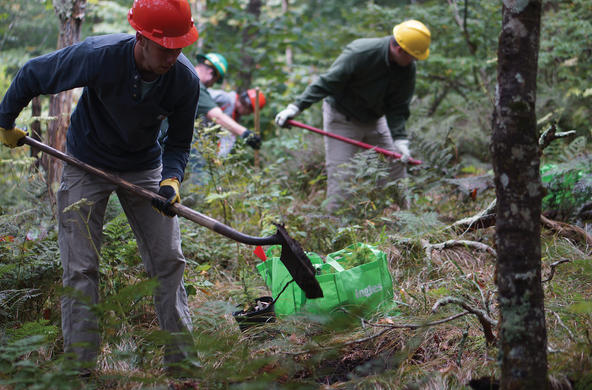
[393,139,411,163]
[274,104,300,127]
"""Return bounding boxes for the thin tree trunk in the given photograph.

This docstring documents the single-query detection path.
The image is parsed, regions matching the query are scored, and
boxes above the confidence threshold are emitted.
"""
[238,0,262,90]
[43,0,86,209]
[491,1,547,389]
[30,96,42,167]
[192,0,205,52]
[281,0,292,67]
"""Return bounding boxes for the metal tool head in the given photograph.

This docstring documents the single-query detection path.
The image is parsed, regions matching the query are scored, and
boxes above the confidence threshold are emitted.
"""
[273,223,323,299]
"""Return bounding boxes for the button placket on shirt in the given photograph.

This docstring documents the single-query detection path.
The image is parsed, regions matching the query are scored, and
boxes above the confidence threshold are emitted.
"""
[132,74,140,100]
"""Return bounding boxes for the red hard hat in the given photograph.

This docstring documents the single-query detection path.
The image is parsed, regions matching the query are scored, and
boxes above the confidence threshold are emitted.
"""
[128,0,199,49]
[246,89,266,110]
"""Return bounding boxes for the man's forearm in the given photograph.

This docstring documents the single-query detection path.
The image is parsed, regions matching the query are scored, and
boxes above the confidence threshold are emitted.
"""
[206,106,246,136]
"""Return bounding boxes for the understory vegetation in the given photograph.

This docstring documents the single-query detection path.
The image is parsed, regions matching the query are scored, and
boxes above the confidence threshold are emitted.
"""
[1,1,591,389]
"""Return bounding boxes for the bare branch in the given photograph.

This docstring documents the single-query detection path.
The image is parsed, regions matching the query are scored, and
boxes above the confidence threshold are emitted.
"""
[447,199,497,233]
[446,0,476,54]
[421,236,496,267]
[430,239,496,258]
[538,122,576,151]
[432,296,497,344]
[365,311,470,330]
[449,205,592,252]
[541,215,592,249]
[280,327,392,356]
[549,311,576,342]
[542,258,571,283]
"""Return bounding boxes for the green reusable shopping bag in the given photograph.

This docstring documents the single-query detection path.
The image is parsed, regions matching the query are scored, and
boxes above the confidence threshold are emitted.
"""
[257,243,394,317]
[257,247,321,316]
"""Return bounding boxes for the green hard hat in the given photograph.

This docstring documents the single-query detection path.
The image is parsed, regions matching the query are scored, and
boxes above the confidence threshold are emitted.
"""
[196,52,228,83]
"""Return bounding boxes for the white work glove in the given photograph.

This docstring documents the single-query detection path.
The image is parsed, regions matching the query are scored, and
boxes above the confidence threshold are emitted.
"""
[274,104,300,127]
[393,139,411,163]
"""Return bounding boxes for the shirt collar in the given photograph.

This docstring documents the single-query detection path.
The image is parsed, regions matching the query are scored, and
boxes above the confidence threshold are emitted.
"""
[384,36,392,68]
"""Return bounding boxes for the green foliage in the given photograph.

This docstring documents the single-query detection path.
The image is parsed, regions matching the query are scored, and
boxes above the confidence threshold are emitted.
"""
[5,319,58,343]
[0,1,58,73]
[100,211,142,271]
[332,244,377,270]
[0,184,60,325]
[334,151,409,221]
[1,1,592,388]
[0,334,84,390]
[576,372,592,390]
[537,1,592,136]
[541,154,592,218]
[85,1,131,36]
[390,210,445,238]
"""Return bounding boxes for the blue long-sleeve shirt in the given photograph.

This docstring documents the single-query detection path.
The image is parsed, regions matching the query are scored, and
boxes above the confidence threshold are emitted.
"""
[0,33,200,182]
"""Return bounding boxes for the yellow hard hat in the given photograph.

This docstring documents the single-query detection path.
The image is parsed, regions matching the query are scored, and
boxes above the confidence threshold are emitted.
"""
[393,20,431,60]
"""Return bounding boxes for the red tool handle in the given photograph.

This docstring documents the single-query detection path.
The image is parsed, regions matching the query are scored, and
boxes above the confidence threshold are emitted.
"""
[287,120,422,165]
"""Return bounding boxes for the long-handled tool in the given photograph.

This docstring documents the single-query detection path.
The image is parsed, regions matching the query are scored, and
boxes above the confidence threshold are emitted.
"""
[287,119,422,165]
[20,136,323,299]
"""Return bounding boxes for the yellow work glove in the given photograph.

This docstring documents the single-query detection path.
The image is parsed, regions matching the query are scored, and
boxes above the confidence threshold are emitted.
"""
[0,126,27,148]
[151,177,181,217]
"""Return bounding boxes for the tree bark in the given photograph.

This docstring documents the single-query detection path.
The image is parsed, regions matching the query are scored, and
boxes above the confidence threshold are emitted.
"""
[43,0,86,209]
[281,0,292,67]
[30,97,42,167]
[491,1,547,389]
[191,0,205,52]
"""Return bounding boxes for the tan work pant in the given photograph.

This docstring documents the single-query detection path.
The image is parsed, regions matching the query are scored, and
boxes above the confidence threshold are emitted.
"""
[57,163,192,367]
[322,101,406,212]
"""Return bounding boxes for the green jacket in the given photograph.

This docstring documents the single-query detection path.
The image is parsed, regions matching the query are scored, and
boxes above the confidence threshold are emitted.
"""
[294,36,415,140]
[196,80,218,117]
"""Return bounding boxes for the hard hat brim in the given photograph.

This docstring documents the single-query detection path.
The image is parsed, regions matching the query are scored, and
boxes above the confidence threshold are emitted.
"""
[128,13,199,49]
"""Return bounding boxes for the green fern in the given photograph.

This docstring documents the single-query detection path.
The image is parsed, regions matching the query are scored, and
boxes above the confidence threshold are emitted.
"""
[541,154,592,218]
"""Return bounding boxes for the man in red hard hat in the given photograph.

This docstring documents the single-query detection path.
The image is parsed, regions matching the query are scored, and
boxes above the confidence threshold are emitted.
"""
[0,0,200,376]
[208,88,267,156]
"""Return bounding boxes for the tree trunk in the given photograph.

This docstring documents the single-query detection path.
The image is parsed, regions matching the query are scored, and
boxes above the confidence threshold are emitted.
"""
[43,0,86,209]
[30,97,42,167]
[491,1,547,389]
[281,0,292,67]
[238,0,262,90]
[191,0,205,52]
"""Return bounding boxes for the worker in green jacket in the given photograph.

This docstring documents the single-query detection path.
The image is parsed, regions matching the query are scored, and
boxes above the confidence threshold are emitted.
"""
[275,20,431,212]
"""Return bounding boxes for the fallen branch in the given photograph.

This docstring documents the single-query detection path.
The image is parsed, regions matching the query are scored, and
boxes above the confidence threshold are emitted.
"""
[432,296,497,345]
[423,239,497,260]
[542,258,571,283]
[448,204,592,250]
[541,215,592,250]
[448,128,579,235]
[447,199,497,233]
[280,312,471,356]
[365,311,470,330]
[280,327,393,356]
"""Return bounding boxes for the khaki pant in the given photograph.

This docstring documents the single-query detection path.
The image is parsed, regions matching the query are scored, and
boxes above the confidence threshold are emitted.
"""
[57,163,192,366]
[322,101,406,212]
